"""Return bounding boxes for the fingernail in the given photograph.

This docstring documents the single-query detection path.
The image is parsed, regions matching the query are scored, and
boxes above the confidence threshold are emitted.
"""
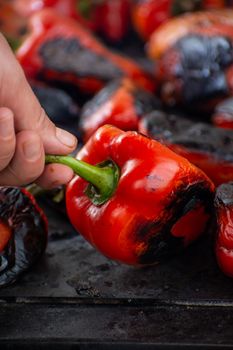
[56,128,77,148]
[0,111,14,138]
[23,139,42,161]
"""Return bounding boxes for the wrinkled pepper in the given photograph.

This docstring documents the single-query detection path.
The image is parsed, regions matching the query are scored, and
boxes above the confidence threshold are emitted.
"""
[132,0,225,41]
[212,98,233,130]
[79,78,160,142]
[215,182,233,277]
[17,9,155,95]
[46,125,214,266]
[147,10,233,110]
[139,110,233,186]
[0,187,47,286]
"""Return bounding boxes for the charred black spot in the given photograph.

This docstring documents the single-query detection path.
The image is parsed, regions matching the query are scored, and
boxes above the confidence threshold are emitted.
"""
[39,38,123,81]
[172,34,233,103]
[171,0,202,16]
[137,183,213,265]
[141,110,192,142]
[142,111,233,161]
[0,188,47,287]
[215,182,233,207]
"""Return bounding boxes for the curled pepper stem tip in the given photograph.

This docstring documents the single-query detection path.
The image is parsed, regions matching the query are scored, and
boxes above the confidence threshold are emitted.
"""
[45,154,120,205]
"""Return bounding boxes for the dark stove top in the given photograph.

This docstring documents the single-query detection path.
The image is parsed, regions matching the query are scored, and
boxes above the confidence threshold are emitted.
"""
[0,201,233,349]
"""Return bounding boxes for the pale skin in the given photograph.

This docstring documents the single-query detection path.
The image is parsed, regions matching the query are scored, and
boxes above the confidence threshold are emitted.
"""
[0,33,78,188]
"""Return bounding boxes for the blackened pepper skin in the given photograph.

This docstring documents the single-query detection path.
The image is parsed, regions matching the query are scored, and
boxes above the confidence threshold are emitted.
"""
[157,34,233,106]
[79,78,160,141]
[148,10,233,109]
[0,187,47,287]
[139,110,233,185]
[17,10,155,95]
[215,182,233,277]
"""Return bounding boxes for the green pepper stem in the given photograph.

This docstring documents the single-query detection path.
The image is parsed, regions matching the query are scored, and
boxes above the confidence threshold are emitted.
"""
[45,155,120,205]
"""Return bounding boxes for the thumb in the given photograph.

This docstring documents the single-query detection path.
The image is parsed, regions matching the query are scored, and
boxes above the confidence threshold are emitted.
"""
[0,33,77,155]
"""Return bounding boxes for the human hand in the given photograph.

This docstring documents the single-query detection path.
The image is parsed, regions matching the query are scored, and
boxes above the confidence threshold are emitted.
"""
[0,33,77,188]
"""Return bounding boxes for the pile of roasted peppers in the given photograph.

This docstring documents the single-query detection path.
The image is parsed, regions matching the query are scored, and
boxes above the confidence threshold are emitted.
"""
[1,0,233,287]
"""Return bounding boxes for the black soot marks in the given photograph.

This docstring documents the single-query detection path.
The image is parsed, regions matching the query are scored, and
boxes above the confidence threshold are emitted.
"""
[215,182,233,207]
[172,34,233,102]
[136,183,213,265]
[39,38,123,81]
[0,188,47,287]
[142,111,233,161]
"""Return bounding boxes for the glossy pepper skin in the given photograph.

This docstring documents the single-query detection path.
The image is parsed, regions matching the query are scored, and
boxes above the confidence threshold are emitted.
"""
[17,9,155,96]
[147,10,233,109]
[215,182,233,277]
[66,125,214,266]
[212,98,233,130]
[139,110,233,186]
[0,187,47,287]
[79,78,160,142]
[132,0,225,41]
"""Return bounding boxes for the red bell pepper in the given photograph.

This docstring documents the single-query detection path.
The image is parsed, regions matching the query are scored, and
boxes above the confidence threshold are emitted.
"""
[17,9,155,95]
[132,0,225,41]
[215,182,233,277]
[139,110,233,186]
[79,78,160,142]
[0,187,47,286]
[212,98,233,130]
[46,125,214,266]
[147,10,233,109]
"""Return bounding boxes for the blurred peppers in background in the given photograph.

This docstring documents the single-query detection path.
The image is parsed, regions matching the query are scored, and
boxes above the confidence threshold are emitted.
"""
[17,9,155,96]
[132,0,226,41]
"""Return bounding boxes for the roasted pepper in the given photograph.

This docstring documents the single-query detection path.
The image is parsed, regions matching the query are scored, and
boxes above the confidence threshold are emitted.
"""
[215,182,233,277]
[79,78,160,142]
[212,98,233,130]
[139,110,233,185]
[147,10,233,109]
[46,125,214,266]
[132,0,225,41]
[17,9,155,95]
[0,187,47,286]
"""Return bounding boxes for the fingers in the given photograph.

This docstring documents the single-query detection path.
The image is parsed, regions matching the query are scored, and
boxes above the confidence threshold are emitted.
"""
[0,34,77,155]
[0,108,16,171]
[36,164,74,189]
[0,130,44,186]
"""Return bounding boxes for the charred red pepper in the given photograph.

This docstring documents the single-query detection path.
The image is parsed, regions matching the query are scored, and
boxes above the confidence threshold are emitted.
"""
[132,0,225,41]
[139,110,233,186]
[79,78,160,142]
[147,10,233,109]
[46,125,214,266]
[215,182,233,277]
[0,187,47,286]
[17,9,155,95]
[212,98,233,130]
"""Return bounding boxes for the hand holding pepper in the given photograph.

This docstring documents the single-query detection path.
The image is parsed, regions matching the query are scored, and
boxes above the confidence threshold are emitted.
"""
[0,33,77,187]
